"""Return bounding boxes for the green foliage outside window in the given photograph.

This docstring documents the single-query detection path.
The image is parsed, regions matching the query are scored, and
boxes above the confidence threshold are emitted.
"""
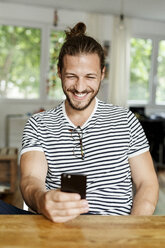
[156,40,165,104]
[47,30,65,100]
[0,25,41,99]
[129,38,152,102]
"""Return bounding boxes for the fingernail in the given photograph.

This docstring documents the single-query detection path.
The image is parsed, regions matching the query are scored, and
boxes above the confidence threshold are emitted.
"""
[75,194,81,200]
[81,201,88,207]
[84,207,89,212]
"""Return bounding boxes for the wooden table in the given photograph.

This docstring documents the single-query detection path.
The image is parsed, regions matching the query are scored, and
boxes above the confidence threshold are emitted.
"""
[0,215,165,247]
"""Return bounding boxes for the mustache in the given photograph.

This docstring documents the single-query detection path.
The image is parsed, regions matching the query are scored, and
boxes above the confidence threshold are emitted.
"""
[68,89,91,94]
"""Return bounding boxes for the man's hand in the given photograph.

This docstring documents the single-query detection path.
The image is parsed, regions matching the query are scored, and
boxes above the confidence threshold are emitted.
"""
[38,190,89,223]
[20,151,89,223]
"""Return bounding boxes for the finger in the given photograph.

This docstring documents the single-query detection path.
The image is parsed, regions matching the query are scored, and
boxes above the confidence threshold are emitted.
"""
[52,205,89,217]
[54,199,89,210]
[51,190,81,202]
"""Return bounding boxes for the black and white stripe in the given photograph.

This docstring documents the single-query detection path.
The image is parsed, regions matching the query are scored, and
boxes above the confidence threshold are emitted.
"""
[21,98,149,215]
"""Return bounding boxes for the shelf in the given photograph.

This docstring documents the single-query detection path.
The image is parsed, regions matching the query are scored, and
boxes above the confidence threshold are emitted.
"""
[0,183,10,193]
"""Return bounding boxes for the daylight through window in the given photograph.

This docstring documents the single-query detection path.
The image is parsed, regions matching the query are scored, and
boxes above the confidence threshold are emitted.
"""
[0,25,41,99]
[47,30,65,100]
[156,40,165,104]
[129,38,152,103]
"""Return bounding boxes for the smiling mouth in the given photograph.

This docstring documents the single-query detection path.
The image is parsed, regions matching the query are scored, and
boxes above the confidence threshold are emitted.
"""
[74,92,87,98]
[68,90,90,100]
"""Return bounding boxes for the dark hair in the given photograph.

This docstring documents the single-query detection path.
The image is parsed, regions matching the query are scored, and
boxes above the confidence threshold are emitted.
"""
[58,22,105,72]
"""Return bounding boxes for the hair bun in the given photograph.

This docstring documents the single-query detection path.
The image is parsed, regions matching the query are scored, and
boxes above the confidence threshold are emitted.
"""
[65,22,86,40]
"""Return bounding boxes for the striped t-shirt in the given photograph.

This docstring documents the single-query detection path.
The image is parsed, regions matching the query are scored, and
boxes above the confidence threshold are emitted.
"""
[21,98,149,215]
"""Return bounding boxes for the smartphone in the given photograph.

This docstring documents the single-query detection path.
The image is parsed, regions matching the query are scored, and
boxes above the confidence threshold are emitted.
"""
[61,173,86,199]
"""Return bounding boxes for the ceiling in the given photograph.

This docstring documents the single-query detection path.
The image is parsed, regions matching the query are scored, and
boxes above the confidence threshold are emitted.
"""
[1,0,165,23]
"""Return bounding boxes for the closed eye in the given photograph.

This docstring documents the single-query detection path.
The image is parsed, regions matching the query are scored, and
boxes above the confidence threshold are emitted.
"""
[86,73,97,79]
[86,76,97,79]
[66,75,77,79]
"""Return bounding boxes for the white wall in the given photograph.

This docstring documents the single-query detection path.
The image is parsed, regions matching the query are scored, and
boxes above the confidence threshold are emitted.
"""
[0,2,165,149]
[132,18,165,36]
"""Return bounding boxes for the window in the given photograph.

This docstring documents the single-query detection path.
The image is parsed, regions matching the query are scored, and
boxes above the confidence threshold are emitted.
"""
[0,24,65,101]
[0,25,41,99]
[129,37,165,106]
[156,40,165,104]
[129,38,152,102]
[47,30,65,100]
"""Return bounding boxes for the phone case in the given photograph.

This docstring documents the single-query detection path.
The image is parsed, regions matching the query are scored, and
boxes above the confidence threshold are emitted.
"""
[61,173,86,199]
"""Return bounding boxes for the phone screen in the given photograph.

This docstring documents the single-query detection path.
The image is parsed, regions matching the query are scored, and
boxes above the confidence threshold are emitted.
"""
[61,173,86,199]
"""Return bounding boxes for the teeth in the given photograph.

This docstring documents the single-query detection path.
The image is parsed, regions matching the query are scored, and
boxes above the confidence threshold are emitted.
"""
[74,93,87,97]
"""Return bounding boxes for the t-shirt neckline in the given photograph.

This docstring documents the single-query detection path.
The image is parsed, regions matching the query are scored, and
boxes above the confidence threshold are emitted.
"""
[62,97,98,129]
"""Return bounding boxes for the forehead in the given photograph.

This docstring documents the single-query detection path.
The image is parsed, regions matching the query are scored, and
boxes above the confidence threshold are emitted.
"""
[62,53,101,71]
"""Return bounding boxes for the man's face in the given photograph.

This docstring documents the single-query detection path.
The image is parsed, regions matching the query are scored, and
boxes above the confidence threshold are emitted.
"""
[58,53,105,111]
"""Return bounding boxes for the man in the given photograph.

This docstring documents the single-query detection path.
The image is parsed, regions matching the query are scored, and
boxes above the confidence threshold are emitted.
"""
[20,22,159,223]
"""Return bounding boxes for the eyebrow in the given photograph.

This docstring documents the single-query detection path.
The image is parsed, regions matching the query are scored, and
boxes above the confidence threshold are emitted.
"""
[65,72,76,75]
[86,73,97,77]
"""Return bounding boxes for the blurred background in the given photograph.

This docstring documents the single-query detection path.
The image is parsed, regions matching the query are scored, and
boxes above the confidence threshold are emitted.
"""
[0,0,164,214]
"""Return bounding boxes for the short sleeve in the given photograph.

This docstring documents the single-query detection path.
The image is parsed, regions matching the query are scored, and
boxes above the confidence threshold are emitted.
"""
[127,110,149,158]
[20,115,44,155]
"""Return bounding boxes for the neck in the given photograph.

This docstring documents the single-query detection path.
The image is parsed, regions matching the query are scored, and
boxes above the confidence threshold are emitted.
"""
[65,98,96,127]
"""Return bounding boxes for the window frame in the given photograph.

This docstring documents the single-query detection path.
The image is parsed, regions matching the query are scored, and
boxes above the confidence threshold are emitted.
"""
[128,34,165,110]
[0,18,65,104]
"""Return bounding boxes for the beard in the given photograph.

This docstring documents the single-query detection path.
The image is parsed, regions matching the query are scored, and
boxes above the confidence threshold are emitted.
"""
[62,84,101,111]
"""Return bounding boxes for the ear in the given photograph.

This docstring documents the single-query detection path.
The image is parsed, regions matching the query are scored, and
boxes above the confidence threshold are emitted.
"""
[58,67,61,79]
[101,66,106,81]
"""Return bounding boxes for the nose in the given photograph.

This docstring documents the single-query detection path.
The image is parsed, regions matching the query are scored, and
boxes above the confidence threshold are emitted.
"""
[75,77,86,92]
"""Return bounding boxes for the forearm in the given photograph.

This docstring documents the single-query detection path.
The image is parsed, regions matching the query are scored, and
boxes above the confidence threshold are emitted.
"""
[131,182,159,215]
[20,175,89,223]
[20,176,47,213]
[19,152,89,222]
